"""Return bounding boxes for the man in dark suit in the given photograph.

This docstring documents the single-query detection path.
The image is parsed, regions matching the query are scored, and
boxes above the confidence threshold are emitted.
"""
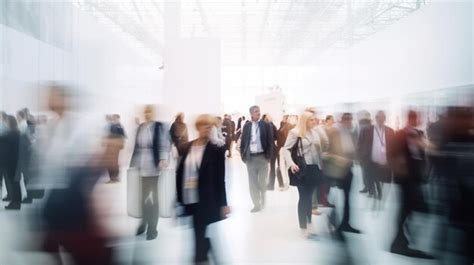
[389,110,433,259]
[357,111,395,199]
[240,105,273,212]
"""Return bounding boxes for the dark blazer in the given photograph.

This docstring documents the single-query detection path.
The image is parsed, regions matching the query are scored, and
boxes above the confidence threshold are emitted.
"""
[176,141,227,224]
[0,131,21,180]
[357,125,395,166]
[240,120,274,162]
[130,121,163,167]
[389,127,426,183]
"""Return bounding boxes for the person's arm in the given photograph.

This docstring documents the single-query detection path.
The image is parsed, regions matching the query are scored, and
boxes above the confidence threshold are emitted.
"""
[158,122,171,162]
[216,146,227,207]
[282,130,298,168]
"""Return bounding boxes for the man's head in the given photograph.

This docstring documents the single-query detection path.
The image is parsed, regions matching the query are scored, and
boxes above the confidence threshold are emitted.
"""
[144,105,156,122]
[113,114,120,123]
[375,111,386,127]
[249,105,261,121]
[340,113,353,129]
[48,85,69,116]
[407,110,419,127]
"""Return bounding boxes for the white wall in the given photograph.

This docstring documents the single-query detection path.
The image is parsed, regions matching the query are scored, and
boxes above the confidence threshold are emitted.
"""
[0,2,162,131]
[307,1,473,105]
[163,38,221,120]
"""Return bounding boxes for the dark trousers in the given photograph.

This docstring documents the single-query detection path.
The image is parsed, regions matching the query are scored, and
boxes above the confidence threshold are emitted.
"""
[268,147,284,189]
[297,165,320,229]
[141,176,159,235]
[4,168,21,204]
[391,179,423,249]
[329,170,353,229]
[368,163,391,198]
[187,204,211,263]
[297,185,315,229]
[225,137,233,157]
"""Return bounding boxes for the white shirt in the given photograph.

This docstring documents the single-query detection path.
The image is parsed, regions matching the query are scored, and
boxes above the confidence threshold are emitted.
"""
[210,126,225,147]
[250,121,264,153]
[137,122,160,177]
[183,144,206,204]
[371,125,387,165]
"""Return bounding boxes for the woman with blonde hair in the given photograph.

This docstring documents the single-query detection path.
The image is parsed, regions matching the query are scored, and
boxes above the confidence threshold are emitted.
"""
[176,114,229,264]
[283,111,324,238]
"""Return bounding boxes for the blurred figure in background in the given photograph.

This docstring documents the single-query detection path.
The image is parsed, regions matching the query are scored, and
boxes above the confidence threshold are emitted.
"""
[104,114,126,183]
[325,113,361,235]
[233,116,246,144]
[275,114,295,191]
[389,110,434,259]
[1,115,21,210]
[16,109,35,203]
[284,111,324,238]
[357,111,395,200]
[170,112,189,154]
[262,114,279,191]
[222,114,235,158]
[240,105,274,213]
[39,85,114,265]
[130,105,171,240]
[317,115,336,208]
[210,116,226,147]
[176,114,229,265]
[356,110,373,195]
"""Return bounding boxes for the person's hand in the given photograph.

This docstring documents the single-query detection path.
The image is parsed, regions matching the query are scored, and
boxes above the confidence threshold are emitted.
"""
[221,206,231,219]
[290,164,300,173]
[159,160,169,170]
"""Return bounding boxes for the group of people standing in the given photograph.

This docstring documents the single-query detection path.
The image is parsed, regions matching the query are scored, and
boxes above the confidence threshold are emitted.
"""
[3,84,472,265]
[0,108,44,210]
[236,104,442,260]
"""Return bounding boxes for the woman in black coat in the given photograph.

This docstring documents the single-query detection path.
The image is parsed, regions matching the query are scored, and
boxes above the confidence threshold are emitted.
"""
[176,114,229,264]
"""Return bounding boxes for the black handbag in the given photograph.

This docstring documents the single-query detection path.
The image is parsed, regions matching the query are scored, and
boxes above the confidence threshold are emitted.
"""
[288,137,307,186]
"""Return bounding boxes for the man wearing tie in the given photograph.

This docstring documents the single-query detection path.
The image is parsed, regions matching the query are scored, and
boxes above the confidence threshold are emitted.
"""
[240,105,273,213]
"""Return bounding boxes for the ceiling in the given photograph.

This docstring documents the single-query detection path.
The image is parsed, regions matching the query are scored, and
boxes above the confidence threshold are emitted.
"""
[72,0,426,65]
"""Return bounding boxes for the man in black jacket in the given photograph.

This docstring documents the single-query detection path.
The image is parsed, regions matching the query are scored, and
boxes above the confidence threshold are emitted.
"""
[240,105,273,212]
[389,110,433,259]
[357,111,395,199]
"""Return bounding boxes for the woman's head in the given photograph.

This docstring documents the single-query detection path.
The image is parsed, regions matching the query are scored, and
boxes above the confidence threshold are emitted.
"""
[297,111,317,137]
[175,112,184,123]
[195,114,215,139]
[143,105,156,122]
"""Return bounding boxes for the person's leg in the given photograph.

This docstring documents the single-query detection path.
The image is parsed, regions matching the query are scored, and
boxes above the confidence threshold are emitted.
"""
[257,156,269,208]
[192,206,211,263]
[246,158,261,210]
[267,153,277,190]
[306,184,316,224]
[339,171,359,233]
[297,186,307,229]
[146,176,159,237]
[391,181,411,249]
[275,148,285,188]
[139,177,153,234]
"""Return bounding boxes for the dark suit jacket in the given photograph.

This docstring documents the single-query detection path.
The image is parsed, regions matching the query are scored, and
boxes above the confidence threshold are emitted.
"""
[176,141,227,224]
[130,121,162,167]
[357,125,395,166]
[240,120,274,162]
[389,127,426,183]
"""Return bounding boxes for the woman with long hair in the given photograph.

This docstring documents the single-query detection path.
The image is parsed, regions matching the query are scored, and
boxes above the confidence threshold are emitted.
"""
[283,111,324,238]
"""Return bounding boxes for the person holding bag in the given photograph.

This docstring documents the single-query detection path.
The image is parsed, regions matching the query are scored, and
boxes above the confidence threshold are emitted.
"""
[176,114,230,264]
[283,111,323,238]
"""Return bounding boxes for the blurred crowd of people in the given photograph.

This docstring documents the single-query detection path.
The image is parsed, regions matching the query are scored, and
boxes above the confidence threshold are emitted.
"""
[0,84,473,265]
